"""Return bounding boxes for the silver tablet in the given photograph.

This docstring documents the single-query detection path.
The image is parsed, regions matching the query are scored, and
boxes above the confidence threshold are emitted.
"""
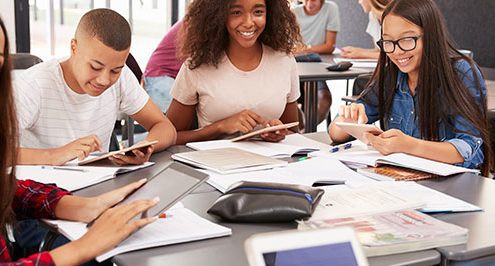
[119,162,209,218]
[245,227,368,266]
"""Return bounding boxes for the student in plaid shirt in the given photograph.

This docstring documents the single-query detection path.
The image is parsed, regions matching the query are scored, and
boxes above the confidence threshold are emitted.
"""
[0,17,160,265]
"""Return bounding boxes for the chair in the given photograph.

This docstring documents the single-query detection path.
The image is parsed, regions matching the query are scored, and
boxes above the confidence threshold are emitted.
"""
[11,53,43,69]
[341,74,372,104]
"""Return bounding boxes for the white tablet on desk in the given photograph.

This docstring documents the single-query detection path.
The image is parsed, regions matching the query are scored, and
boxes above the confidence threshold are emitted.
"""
[245,227,368,266]
[335,122,383,144]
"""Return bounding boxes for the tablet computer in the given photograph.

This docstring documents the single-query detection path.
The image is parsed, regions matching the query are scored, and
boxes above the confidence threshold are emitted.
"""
[230,122,299,142]
[335,122,383,144]
[245,227,368,266]
[78,140,158,166]
[118,162,209,220]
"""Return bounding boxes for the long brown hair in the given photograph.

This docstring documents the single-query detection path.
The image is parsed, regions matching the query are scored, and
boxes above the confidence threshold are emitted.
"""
[0,17,18,234]
[361,0,492,176]
[179,0,301,70]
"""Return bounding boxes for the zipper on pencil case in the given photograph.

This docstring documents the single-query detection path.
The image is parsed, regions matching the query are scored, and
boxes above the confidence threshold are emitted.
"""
[230,187,314,204]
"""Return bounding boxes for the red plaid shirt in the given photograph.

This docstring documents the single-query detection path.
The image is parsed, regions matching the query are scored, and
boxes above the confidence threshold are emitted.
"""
[1,179,71,265]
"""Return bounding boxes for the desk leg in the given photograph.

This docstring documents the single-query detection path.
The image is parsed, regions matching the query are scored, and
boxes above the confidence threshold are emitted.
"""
[303,80,318,133]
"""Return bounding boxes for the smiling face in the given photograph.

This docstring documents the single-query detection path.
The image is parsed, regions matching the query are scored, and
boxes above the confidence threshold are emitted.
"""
[226,0,266,50]
[68,35,129,96]
[382,13,423,79]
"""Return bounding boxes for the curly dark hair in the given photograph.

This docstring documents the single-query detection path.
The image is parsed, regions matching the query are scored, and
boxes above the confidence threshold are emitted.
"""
[179,0,302,70]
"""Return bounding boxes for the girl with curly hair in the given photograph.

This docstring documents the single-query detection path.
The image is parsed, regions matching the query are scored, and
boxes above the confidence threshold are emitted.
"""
[166,0,302,145]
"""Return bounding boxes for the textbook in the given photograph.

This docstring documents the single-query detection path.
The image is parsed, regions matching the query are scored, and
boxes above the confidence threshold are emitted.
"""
[357,165,440,181]
[171,147,288,174]
[187,133,330,158]
[310,142,478,176]
[298,209,468,257]
[43,204,232,262]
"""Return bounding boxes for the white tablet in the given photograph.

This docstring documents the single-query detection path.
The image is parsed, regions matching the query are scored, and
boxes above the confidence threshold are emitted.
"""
[335,122,383,144]
[245,227,368,266]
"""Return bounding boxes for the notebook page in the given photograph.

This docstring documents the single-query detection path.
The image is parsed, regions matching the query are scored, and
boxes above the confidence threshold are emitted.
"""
[44,205,232,262]
[205,157,377,193]
[16,165,117,191]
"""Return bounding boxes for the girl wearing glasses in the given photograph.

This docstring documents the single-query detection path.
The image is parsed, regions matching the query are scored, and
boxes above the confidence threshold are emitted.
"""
[329,0,492,176]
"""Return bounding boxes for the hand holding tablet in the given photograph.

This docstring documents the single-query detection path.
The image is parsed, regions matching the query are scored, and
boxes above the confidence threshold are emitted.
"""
[335,122,383,144]
[231,122,299,142]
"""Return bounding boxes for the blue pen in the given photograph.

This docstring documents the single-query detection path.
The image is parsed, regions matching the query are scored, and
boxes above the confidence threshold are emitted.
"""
[330,143,352,153]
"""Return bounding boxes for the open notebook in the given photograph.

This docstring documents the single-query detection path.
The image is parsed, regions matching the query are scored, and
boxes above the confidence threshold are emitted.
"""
[310,140,478,176]
[187,133,330,158]
[43,204,231,262]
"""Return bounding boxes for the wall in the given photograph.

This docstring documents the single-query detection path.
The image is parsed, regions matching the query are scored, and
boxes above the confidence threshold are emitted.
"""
[332,0,495,67]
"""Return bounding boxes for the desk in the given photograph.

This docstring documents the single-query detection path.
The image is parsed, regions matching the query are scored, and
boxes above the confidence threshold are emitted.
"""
[73,140,442,266]
[297,55,373,132]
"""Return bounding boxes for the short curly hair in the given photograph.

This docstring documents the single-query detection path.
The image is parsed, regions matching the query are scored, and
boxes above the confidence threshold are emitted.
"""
[179,0,302,70]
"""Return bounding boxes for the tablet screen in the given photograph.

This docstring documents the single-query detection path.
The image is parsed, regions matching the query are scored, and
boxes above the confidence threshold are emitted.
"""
[262,242,359,266]
[119,162,208,218]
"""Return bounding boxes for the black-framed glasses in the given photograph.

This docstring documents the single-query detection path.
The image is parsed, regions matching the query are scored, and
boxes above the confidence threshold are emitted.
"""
[376,33,424,53]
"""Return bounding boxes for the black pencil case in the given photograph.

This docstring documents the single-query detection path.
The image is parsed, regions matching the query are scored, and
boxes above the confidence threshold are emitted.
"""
[207,181,324,223]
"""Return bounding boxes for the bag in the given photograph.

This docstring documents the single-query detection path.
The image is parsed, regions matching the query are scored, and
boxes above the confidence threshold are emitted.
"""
[294,53,322,62]
[207,181,324,222]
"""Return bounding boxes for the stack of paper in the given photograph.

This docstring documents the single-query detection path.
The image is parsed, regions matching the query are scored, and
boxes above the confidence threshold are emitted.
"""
[44,204,232,262]
[203,157,377,193]
[308,182,481,221]
[187,133,330,158]
[16,165,118,191]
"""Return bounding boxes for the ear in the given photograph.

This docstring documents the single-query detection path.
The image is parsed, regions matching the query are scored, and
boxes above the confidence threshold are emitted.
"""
[70,38,77,56]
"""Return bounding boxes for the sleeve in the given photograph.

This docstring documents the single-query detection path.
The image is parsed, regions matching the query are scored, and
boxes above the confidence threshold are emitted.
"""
[0,247,56,266]
[357,85,380,124]
[13,180,71,220]
[13,76,41,130]
[170,63,200,105]
[444,60,487,168]
[325,2,340,32]
[287,56,301,103]
[118,66,150,116]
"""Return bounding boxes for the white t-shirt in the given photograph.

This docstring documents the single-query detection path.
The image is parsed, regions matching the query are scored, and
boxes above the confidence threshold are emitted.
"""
[366,12,381,43]
[170,45,300,128]
[14,58,149,152]
[294,1,340,46]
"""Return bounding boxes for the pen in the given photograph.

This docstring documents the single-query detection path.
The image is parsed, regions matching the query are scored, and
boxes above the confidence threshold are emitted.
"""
[298,156,311,161]
[330,143,352,153]
[41,166,87,172]
[159,213,173,219]
[333,44,343,52]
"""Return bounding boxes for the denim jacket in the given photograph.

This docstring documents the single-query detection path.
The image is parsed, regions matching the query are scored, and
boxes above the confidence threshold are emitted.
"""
[358,59,486,169]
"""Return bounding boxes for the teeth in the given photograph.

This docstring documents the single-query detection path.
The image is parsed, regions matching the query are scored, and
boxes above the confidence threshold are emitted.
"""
[398,58,410,63]
[239,31,254,36]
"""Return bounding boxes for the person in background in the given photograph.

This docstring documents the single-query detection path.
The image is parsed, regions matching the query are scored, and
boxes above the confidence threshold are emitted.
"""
[166,0,302,145]
[329,0,492,176]
[0,15,159,265]
[342,0,392,59]
[293,0,339,127]
[142,20,184,113]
